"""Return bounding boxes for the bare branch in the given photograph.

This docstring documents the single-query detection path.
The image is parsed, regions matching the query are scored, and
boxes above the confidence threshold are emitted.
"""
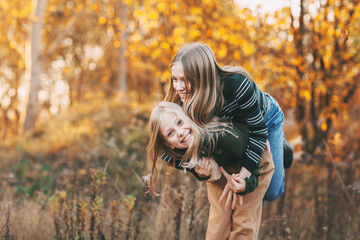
[42,8,86,59]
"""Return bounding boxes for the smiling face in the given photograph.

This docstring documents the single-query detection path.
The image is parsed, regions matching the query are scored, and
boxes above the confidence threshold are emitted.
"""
[171,62,191,102]
[160,111,193,149]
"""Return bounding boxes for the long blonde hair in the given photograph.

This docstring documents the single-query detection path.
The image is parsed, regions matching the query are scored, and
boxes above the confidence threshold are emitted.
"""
[146,101,230,196]
[165,42,252,127]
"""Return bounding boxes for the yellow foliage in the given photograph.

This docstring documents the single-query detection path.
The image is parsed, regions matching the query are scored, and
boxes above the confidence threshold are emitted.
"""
[129,44,136,51]
[9,41,16,49]
[189,29,200,39]
[114,17,121,25]
[161,42,169,50]
[332,95,340,102]
[75,3,84,13]
[323,57,331,70]
[161,72,170,83]
[101,76,109,83]
[58,191,67,200]
[149,11,159,20]
[321,122,327,132]
[113,40,120,48]
[99,16,106,25]
[134,9,144,18]
[151,48,161,59]
[218,44,228,58]
[85,92,92,100]
[124,194,136,212]
[190,7,202,16]
[170,2,178,11]
[157,2,166,12]
[90,4,99,11]
[292,58,302,66]
[301,90,312,100]
[233,51,241,61]
[242,43,254,56]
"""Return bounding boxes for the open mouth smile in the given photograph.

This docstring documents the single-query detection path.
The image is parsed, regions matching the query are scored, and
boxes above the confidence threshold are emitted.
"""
[181,130,192,143]
[179,92,186,99]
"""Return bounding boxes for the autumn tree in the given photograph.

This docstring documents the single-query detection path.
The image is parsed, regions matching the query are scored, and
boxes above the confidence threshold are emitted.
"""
[0,1,31,138]
[258,0,360,153]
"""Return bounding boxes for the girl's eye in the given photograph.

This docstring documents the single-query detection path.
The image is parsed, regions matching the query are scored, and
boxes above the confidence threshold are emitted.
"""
[177,120,182,125]
[167,131,173,137]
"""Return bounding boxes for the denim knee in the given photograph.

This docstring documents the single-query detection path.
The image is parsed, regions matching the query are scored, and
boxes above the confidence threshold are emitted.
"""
[264,182,284,201]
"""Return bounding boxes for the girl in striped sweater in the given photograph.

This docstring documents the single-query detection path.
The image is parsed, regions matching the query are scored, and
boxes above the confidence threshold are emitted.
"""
[164,42,293,203]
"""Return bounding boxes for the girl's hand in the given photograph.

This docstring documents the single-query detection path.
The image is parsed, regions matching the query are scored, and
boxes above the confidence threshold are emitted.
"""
[195,158,211,177]
[230,174,246,193]
[206,158,221,182]
[219,167,244,210]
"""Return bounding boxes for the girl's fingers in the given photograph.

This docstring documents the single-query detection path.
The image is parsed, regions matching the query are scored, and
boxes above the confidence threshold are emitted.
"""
[218,186,228,204]
[232,192,237,209]
[239,196,244,206]
[220,167,231,180]
[206,160,211,172]
[225,190,232,210]
[231,178,240,189]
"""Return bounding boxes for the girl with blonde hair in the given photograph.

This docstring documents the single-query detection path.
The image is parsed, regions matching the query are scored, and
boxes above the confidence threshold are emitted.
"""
[165,42,293,202]
[147,101,274,239]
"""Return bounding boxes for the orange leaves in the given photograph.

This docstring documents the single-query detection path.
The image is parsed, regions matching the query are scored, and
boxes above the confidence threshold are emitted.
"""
[233,51,241,61]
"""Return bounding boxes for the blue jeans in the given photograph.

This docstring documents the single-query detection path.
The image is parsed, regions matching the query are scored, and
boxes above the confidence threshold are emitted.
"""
[262,93,285,201]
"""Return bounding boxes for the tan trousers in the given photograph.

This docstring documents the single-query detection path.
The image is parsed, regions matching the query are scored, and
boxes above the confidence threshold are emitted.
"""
[206,142,275,240]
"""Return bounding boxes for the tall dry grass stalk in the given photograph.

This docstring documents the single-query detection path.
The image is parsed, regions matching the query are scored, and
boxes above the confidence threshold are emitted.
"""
[110,200,118,240]
[75,200,87,239]
[174,187,184,240]
[124,194,136,240]
[133,184,147,240]
[89,168,106,240]
[5,202,11,240]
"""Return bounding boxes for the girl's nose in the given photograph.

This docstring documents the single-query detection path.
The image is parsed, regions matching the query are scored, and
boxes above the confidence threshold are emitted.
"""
[174,81,184,90]
[177,130,184,137]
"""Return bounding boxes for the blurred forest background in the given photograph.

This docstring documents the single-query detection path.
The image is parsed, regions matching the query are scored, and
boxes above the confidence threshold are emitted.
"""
[0,0,359,239]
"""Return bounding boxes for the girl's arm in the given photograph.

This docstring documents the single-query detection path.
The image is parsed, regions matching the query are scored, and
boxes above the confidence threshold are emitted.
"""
[162,154,213,181]
[237,167,252,179]
[195,157,221,182]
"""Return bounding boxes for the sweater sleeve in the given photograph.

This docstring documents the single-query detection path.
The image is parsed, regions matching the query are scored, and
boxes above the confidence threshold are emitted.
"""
[161,153,210,181]
[237,171,260,196]
[223,75,268,173]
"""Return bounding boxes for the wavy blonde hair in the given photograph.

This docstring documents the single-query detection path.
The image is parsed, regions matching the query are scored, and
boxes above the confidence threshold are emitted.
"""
[165,42,252,127]
[146,101,231,196]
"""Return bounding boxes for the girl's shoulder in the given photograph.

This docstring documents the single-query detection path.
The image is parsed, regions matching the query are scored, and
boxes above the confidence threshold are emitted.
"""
[216,122,249,146]
[222,73,250,98]
[223,73,248,85]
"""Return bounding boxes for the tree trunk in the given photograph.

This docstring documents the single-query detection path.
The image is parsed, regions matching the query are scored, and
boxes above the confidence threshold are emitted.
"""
[117,1,128,93]
[23,0,48,133]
